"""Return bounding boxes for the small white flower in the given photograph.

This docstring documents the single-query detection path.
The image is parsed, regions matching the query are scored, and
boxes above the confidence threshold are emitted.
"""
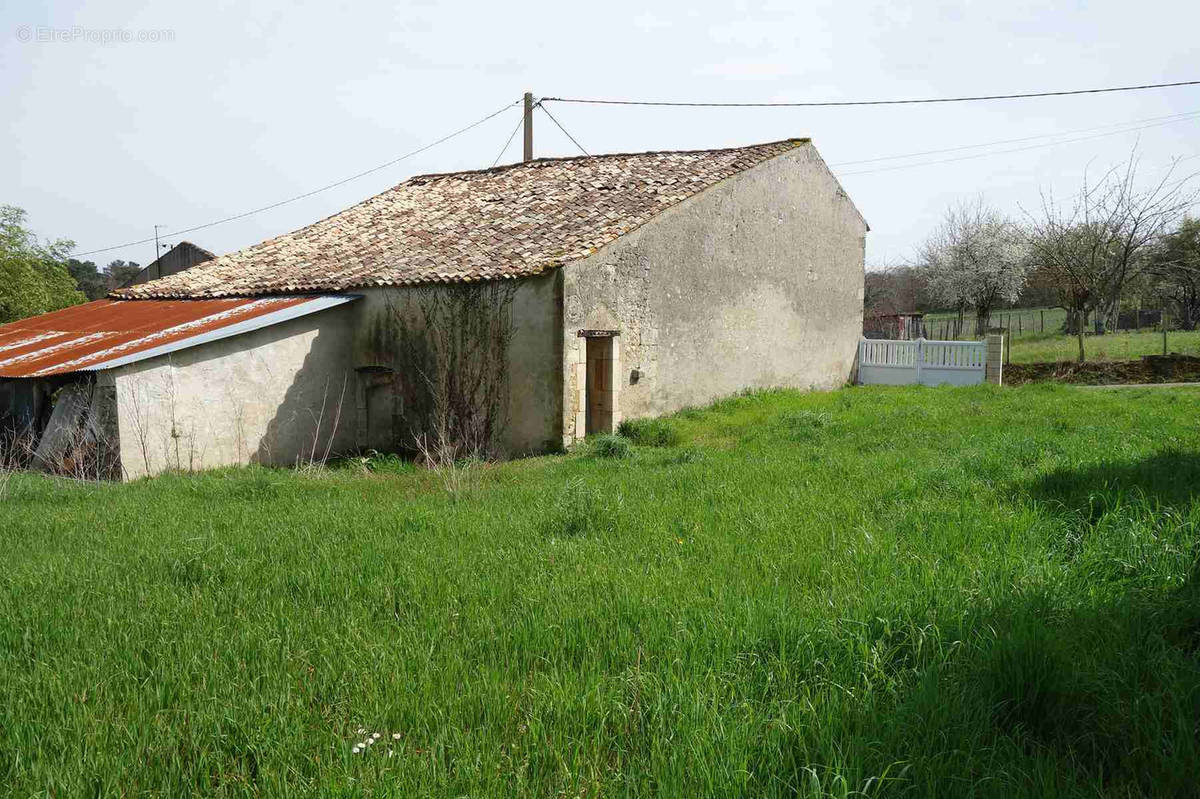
[356,727,366,734]
[387,749,395,757]
[372,732,381,740]
[352,746,361,754]
[392,732,402,740]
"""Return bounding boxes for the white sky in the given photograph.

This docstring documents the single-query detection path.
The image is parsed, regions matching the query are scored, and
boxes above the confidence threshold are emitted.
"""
[2,0,1198,271]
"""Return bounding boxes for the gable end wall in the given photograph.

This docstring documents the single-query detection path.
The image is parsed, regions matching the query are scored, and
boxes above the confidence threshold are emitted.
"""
[561,143,866,441]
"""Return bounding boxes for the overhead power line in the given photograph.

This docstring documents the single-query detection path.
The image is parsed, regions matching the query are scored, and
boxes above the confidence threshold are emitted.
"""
[542,79,1200,108]
[491,108,527,168]
[72,99,522,259]
[834,111,1200,177]
[829,110,1200,168]
[537,102,589,156]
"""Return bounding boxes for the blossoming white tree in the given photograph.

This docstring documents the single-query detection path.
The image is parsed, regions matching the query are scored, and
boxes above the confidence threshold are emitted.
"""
[919,199,1030,337]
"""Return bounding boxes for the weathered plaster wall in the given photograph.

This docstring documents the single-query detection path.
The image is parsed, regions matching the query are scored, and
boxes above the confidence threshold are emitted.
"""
[561,143,866,442]
[109,275,561,479]
[350,274,562,456]
[109,304,357,479]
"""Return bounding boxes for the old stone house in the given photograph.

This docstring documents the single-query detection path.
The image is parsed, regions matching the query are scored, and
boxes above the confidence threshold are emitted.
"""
[0,138,867,479]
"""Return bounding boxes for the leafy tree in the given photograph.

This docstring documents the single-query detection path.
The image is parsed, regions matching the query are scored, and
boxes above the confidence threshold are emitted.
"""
[66,258,108,300]
[104,260,142,289]
[0,205,85,324]
[919,199,1029,336]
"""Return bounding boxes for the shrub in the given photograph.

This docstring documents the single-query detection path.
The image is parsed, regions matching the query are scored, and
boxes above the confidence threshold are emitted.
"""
[590,434,632,459]
[617,418,682,448]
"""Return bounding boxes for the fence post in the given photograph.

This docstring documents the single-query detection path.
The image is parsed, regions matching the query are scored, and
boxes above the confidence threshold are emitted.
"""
[915,337,924,384]
[1040,310,1044,332]
[985,333,1004,385]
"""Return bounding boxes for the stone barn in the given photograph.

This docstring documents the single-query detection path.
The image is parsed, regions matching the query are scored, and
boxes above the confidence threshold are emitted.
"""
[0,138,867,479]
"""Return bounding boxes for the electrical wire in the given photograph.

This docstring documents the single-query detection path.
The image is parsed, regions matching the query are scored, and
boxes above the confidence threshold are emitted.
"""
[835,112,1200,177]
[537,102,589,156]
[71,81,1200,258]
[829,110,1200,168]
[491,109,527,167]
[72,99,522,258]
[542,79,1200,108]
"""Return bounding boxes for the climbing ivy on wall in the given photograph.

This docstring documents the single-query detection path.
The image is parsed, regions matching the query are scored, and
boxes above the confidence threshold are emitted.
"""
[374,282,517,461]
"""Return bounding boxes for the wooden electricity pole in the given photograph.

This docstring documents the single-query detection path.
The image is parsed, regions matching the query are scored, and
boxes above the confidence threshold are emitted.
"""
[153,224,167,266]
[523,92,534,162]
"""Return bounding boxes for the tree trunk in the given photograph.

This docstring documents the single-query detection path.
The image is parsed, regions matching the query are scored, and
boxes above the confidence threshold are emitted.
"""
[974,309,989,338]
[1076,313,1086,363]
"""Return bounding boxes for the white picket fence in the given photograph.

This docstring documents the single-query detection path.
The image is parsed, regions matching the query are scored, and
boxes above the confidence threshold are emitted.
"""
[858,337,987,386]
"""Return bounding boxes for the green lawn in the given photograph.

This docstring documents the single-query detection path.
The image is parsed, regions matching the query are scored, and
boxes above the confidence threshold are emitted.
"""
[921,306,1200,364]
[1008,329,1200,364]
[3,386,1200,796]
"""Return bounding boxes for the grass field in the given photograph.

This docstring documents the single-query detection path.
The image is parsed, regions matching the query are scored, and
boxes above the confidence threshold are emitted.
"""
[1008,328,1200,364]
[3,385,1200,796]
[921,306,1200,364]
[923,306,1071,339]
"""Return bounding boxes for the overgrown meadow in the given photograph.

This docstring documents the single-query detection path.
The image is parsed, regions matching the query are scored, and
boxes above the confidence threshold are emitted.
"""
[2,384,1199,797]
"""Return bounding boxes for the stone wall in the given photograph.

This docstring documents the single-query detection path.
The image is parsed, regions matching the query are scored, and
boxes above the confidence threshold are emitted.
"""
[350,275,562,457]
[561,142,866,443]
[108,276,562,479]
[109,303,358,479]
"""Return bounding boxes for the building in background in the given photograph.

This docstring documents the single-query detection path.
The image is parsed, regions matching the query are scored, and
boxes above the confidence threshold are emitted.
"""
[124,241,216,287]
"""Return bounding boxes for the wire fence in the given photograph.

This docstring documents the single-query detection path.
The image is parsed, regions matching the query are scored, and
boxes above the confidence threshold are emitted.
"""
[864,307,1200,365]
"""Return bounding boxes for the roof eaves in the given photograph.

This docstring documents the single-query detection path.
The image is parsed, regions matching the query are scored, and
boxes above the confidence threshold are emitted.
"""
[77,294,360,373]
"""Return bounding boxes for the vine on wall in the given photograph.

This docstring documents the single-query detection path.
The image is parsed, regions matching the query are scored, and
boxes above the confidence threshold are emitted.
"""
[373,282,518,462]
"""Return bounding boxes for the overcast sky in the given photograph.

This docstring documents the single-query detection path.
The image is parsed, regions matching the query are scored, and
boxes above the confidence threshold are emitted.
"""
[2,0,1197,271]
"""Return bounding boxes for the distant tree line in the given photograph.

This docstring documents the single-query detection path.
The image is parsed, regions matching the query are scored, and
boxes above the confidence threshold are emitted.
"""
[865,151,1199,361]
[0,204,141,324]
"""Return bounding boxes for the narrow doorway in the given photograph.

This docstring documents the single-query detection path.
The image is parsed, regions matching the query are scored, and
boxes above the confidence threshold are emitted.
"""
[585,335,615,435]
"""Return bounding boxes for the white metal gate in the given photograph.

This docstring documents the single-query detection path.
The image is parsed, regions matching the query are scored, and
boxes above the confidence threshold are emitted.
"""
[857,338,987,386]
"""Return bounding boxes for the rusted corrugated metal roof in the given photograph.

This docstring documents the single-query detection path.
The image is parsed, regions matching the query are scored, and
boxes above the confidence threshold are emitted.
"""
[0,295,357,378]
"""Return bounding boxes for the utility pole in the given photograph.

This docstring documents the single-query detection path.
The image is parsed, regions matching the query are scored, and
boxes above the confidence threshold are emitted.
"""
[523,92,534,162]
[153,224,168,265]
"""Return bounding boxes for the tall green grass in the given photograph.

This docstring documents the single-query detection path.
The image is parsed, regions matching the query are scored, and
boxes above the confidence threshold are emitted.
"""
[2,385,1199,796]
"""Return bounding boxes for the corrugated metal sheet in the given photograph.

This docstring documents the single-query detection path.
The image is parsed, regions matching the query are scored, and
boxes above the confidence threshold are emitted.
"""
[0,295,358,378]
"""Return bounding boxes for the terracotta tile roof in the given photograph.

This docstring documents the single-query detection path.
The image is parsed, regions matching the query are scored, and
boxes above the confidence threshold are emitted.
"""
[116,139,810,299]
